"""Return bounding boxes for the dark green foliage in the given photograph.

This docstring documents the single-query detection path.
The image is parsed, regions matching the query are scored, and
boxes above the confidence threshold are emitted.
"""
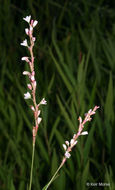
[0,0,115,189]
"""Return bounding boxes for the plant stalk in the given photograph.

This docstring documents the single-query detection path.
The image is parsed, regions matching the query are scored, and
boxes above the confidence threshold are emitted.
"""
[29,142,35,190]
[44,159,65,190]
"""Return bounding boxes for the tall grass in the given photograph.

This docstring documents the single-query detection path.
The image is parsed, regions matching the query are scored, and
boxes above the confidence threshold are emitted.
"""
[0,0,115,189]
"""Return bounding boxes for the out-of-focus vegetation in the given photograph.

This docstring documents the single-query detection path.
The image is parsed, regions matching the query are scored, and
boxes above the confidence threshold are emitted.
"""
[0,0,115,189]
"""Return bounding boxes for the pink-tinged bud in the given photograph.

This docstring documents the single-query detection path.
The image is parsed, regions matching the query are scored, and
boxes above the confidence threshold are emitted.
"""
[33,127,36,137]
[33,81,37,88]
[31,19,34,25]
[32,71,35,76]
[30,75,35,82]
[63,144,67,151]
[65,141,69,146]
[32,126,36,145]
[65,151,71,159]
[38,117,42,125]
[78,116,82,124]
[91,111,96,115]
[27,84,32,90]
[33,20,38,27]
[86,117,92,122]
[39,98,47,106]
[23,71,30,76]
[70,139,74,146]
[30,106,35,111]
[32,37,36,42]
[93,106,100,112]
[25,28,29,35]
[73,134,76,139]
[20,39,28,47]
[88,109,92,114]
[24,92,31,99]
[21,56,29,62]
[30,25,33,32]
[73,141,78,146]
[81,131,88,135]
[38,110,41,116]
[23,15,31,23]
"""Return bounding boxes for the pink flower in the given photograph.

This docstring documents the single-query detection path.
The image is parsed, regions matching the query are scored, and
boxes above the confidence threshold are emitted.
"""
[32,37,36,42]
[65,151,71,159]
[24,92,31,99]
[81,131,88,135]
[30,106,35,111]
[65,141,69,146]
[23,15,31,23]
[27,84,32,90]
[30,25,33,32]
[78,116,82,124]
[21,56,29,62]
[33,81,37,89]
[63,144,67,151]
[38,110,41,116]
[33,20,38,27]
[25,28,29,35]
[23,71,30,76]
[30,75,35,82]
[38,117,42,125]
[20,39,28,47]
[39,98,47,105]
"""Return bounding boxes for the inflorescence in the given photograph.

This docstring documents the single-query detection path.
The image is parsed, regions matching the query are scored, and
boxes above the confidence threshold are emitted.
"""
[21,15,47,145]
[62,106,99,159]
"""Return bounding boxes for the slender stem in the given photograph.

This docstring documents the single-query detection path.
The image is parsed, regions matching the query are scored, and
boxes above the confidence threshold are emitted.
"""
[29,142,35,190]
[45,159,65,190]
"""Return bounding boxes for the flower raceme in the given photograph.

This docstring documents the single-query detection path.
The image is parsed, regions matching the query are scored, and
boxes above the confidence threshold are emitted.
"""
[62,106,99,159]
[21,15,47,145]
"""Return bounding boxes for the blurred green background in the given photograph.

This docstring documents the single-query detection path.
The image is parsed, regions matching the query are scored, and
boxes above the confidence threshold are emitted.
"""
[0,0,115,189]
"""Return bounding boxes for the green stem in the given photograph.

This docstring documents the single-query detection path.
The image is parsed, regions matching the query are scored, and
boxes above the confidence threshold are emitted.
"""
[29,143,35,190]
[44,161,64,190]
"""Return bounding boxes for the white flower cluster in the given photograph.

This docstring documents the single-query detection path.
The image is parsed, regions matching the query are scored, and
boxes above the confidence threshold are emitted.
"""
[62,131,88,159]
[20,15,38,47]
[62,106,99,160]
[62,136,78,159]
[21,15,47,127]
